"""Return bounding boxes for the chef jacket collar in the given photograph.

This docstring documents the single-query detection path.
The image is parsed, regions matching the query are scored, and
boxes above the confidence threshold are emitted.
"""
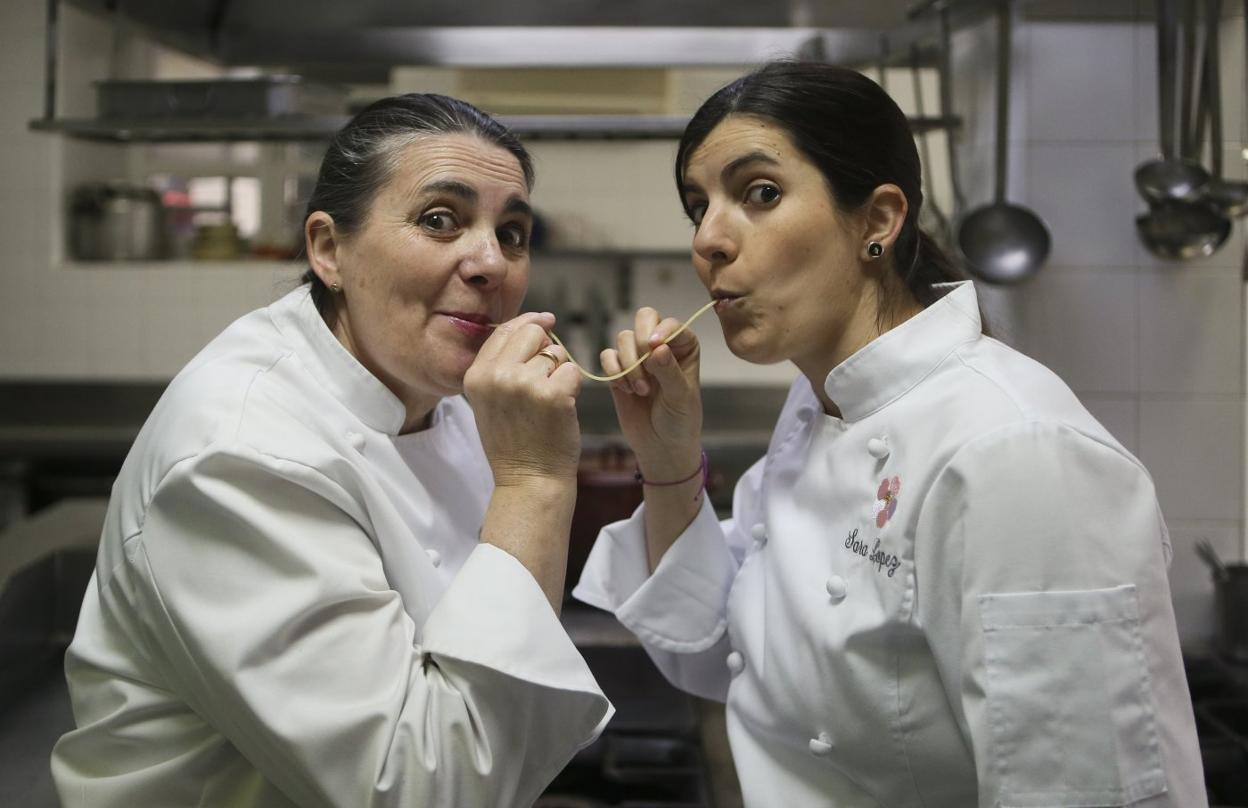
[271,286,408,435]
[822,281,982,423]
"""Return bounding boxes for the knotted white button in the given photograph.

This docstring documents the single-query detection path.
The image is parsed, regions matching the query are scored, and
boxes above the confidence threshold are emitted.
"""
[726,651,745,675]
[808,732,833,756]
[825,575,848,602]
[425,549,441,568]
[346,431,366,451]
[751,523,767,544]
[867,437,890,459]
[796,407,815,423]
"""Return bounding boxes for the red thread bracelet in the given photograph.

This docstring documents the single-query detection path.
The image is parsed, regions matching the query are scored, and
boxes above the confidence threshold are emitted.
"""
[634,450,708,492]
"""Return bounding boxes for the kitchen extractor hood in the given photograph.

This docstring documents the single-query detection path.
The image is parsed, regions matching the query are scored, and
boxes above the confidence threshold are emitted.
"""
[32,0,1144,142]
[56,0,1144,77]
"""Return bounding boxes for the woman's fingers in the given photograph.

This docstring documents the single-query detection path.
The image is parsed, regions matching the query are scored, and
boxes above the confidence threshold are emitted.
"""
[615,329,650,396]
[648,316,698,361]
[478,312,554,364]
[633,307,660,357]
[526,343,568,377]
[643,317,699,398]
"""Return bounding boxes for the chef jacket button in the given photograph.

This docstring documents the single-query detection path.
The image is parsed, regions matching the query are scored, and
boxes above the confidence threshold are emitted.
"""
[796,407,814,423]
[346,430,366,451]
[750,523,768,545]
[825,575,848,602]
[808,732,834,756]
[726,651,745,675]
[867,436,889,459]
[426,549,441,568]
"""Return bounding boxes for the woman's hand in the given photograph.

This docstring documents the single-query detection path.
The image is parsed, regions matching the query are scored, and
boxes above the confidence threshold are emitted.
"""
[465,313,583,489]
[600,307,704,480]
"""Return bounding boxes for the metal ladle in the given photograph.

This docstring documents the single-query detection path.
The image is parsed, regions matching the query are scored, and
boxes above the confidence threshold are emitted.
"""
[957,0,1051,285]
[1136,0,1230,259]
[1204,0,1248,217]
[1134,0,1210,204]
[938,4,967,223]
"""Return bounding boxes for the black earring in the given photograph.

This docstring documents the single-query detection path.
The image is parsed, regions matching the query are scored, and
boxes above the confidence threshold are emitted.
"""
[867,241,884,258]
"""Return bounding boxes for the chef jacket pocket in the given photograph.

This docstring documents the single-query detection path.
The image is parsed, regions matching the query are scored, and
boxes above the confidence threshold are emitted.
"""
[978,585,1166,807]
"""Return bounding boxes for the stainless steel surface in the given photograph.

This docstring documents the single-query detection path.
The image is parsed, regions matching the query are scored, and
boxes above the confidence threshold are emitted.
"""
[51,0,1149,80]
[956,0,1051,285]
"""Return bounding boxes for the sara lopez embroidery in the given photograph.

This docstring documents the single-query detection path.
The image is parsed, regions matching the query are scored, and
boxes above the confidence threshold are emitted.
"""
[843,528,902,578]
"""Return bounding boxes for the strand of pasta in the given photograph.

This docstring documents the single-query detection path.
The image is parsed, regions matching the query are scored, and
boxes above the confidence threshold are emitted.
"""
[493,299,717,382]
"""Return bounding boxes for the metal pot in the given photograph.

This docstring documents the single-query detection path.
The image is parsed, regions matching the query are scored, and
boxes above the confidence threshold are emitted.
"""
[68,182,168,261]
[1214,564,1248,664]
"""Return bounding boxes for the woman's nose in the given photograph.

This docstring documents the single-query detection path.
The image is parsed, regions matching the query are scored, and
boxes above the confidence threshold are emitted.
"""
[460,230,508,288]
[691,207,738,265]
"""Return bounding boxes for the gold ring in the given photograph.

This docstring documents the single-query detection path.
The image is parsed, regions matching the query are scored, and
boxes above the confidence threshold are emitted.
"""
[536,348,561,368]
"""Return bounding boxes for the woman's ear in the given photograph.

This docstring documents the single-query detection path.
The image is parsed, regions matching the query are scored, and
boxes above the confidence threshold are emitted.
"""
[305,211,342,289]
[860,184,909,261]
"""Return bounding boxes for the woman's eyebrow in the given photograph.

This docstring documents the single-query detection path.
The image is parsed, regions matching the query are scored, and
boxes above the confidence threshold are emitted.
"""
[683,150,781,199]
[721,151,781,183]
[419,179,477,203]
[416,181,531,219]
[504,196,533,218]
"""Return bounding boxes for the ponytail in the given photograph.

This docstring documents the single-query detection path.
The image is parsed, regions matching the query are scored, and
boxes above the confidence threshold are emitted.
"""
[905,228,992,336]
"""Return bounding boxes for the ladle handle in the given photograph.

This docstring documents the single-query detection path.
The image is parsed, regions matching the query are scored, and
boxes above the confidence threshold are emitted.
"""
[1158,0,1179,161]
[938,4,967,216]
[1206,0,1223,178]
[1180,0,1200,160]
[993,0,1011,204]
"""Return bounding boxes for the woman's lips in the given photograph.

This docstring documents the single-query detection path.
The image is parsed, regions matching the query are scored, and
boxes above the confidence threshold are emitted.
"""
[442,313,494,338]
[713,295,744,313]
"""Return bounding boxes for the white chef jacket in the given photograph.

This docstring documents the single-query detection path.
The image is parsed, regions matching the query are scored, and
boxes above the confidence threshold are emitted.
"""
[51,285,613,808]
[574,281,1205,808]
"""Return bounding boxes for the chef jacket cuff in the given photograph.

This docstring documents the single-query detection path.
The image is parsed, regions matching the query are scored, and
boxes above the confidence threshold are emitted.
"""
[572,496,732,653]
[422,543,614,742]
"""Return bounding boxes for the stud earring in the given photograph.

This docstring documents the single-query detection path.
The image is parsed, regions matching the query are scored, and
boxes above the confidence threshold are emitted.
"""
[867,241,884,259]
[329,281,342,293]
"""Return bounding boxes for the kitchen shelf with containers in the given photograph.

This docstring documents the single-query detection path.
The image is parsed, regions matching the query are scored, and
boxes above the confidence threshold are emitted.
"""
[44,76,957,268]
[56,251,691,274]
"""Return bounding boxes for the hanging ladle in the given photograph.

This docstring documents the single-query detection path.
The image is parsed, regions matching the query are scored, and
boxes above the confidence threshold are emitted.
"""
[911,43,950,242]
[1136,0,1231,259]
[957,0,1051,285]
[1204,0,1248,217]
[1134,0,1210,204]
[938,4,967,224]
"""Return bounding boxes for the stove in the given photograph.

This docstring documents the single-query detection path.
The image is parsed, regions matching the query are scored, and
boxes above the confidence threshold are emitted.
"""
[542,625,714,807]
[1186,653,1248,806]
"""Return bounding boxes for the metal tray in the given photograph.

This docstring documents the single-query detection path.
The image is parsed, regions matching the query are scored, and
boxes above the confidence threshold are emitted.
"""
[96,76,347,120]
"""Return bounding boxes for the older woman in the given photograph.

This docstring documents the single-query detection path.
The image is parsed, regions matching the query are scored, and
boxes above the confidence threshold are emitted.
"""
[575,62,1205,807]
[52,94,611,807]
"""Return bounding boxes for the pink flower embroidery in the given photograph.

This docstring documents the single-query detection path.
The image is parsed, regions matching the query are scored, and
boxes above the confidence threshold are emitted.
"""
[874,476,901,528]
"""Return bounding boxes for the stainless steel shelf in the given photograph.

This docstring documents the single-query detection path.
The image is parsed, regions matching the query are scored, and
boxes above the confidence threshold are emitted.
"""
[30,113,961,143]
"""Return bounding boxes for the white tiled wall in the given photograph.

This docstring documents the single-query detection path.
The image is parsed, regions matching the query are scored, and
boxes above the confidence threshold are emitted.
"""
[969,9,1248,647]
[0,4,303,381]
[2,3,1245,644]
